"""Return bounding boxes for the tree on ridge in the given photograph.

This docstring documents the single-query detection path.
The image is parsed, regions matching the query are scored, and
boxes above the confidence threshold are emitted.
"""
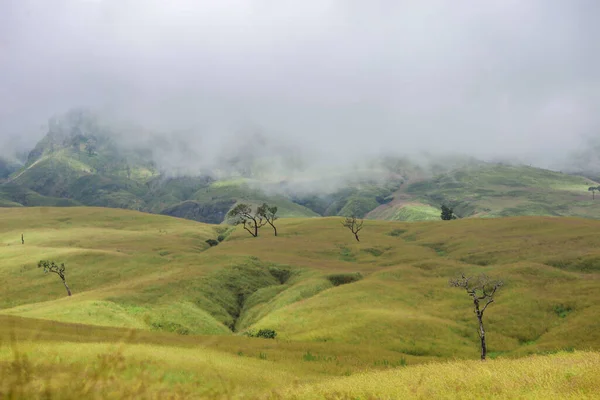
[342,215,364,242]
[227,203,267,237]
[257,203,279,236]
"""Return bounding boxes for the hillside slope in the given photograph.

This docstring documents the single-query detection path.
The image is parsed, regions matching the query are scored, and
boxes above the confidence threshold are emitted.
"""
[2,314,596,398]
[1,207,600,362]
[1,314,596,400]
[369,164,600,221]
[6,109,600,223]
[4,109,318,221]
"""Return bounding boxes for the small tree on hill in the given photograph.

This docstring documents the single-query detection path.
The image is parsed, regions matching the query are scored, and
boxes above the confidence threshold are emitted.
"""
[342,215,364,242]
[227,203,266,237]
[589,186,600,200]
[449,273,503,361]
[257,203,279,236]
[38,260,72,296]
[441,205,457,220]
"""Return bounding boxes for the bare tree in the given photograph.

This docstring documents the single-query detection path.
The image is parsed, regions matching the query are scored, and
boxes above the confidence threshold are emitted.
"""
[227,203,267,237]
[450,273,503,361]
[38,260,72,296]
[257,203,279,236]
[342,215,364,242]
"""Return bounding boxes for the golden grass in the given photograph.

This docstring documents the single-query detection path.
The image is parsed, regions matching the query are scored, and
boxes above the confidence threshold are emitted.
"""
[2,328,599,399]
[281,351,600,399]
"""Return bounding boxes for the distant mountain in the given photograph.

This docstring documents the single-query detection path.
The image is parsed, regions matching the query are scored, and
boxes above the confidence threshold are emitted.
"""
[0,157,20,180]
[2,109,600,223]
[368,164,600,220]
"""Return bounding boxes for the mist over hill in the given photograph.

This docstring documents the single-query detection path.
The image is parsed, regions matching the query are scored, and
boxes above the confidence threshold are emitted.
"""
[1,1,600,222]
[2,1,599,165]
[0,108,597,224]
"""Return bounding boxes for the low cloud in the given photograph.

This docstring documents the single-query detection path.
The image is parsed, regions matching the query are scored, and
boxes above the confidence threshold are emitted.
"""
[1,0,598,175]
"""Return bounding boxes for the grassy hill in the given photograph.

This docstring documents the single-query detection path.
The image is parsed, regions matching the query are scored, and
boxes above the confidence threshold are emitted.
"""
[1,207,600,397]
[369,164,600,221]
[6,144,317,222]
[2,208,600,351]
[6,109,600,223]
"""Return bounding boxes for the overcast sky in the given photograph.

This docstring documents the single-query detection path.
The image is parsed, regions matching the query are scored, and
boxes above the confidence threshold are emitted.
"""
[1,0,599,167]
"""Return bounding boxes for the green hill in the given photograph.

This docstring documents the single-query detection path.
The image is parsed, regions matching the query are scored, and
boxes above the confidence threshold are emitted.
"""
[2,207,600,355]
[368,163,600,221]
[5,110,600,224]
[1,207,600,398]
[3,110,317,221]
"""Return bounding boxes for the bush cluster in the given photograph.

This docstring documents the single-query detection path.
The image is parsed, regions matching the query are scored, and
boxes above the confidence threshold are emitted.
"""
[243,328,277,339]
[327,272,363,286]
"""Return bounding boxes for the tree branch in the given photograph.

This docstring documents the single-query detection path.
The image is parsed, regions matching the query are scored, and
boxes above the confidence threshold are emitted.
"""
[242,220,256,236]
[481,298,494,315]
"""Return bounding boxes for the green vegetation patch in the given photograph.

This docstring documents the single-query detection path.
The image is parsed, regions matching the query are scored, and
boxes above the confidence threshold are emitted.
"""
[389,205,440,221]
[326,272,363,287]
[546,256,600,272]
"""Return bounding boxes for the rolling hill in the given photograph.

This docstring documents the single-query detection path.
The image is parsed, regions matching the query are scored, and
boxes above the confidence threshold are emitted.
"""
[368,164,600,221]
[2,207,600,353]
[1,206,600,398]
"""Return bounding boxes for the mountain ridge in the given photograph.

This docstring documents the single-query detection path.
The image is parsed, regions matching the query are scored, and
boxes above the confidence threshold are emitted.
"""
[3,110,600,223]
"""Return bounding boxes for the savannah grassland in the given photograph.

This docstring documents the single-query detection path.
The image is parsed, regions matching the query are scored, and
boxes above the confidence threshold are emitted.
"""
[1,207,600,399]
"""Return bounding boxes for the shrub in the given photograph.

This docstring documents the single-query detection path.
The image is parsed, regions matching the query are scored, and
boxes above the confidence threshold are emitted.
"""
[205,239,219,247]
[243,328,277,339]
[553,304,573,318]
[150,321,190,335]
[256,329,277,339]
[327,272,363,286]
[217,234,226,242]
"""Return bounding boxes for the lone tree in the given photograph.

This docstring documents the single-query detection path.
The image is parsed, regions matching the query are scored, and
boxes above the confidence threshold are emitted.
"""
[589,186,600,200]
[227,203,266,237]
[257,203,279,236]
[449,273,503,361]
[342,215,364,242]
[38,260,72,296]
[441,205,457,220]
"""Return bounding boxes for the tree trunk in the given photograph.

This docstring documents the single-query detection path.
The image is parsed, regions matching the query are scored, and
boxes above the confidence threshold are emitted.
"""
[62,279,72,296]
[253,221,258,237]
[478,315,486,361]
[273,225,277,236]
[354,233,360,242]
